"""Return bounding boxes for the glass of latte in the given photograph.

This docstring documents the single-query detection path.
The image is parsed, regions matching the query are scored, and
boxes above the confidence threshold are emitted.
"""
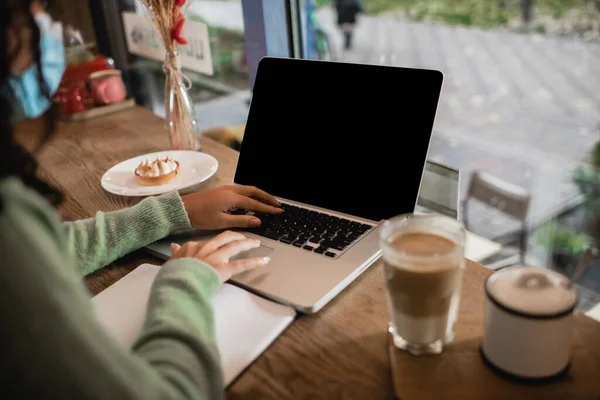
[380,213,466,356]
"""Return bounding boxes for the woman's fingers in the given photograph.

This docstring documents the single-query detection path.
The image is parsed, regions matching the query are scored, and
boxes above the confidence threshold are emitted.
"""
[234,194,283,215]
[171,232,270,282]
[175,241,204,257]
[220,213,262,229]
[225,256,271,277]
[230,185,281,207]
[198,230,247,256]
[212,238,261,261]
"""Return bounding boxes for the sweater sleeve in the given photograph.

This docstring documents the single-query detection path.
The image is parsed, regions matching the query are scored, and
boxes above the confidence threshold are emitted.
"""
[132,258,224,395]
[63,191,192,276]
[0,178,225,400]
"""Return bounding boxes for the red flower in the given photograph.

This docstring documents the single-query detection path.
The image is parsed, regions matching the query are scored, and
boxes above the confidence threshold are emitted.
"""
[171,13,188,45]
[175,36,188,45]
[171,14,184,38]
[175,0,186,7]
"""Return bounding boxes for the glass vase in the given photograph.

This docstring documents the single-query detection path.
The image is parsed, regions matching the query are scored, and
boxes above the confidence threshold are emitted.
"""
[164,51,201,150]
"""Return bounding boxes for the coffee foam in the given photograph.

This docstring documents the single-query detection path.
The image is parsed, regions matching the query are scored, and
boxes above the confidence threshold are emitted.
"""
[383,232,462,272]
[487,266,577,316]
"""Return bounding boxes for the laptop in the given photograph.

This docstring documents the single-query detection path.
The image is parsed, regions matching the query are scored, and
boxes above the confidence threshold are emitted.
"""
[147,57,444,313]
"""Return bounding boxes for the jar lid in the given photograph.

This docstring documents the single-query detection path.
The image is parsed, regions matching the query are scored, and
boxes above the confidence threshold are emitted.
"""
[486,266,577,318]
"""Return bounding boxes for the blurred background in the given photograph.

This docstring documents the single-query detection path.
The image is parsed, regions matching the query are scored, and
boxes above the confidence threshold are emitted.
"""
[52,0,599,311]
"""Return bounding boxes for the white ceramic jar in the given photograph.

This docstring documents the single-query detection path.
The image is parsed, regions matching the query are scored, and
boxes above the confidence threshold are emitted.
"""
[481,266,577,381]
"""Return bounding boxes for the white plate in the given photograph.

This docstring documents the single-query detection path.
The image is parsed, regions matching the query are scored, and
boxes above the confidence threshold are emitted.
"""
[101,150,218,197]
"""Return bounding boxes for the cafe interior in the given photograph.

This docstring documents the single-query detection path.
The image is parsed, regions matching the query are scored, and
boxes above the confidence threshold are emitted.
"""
[3,0,600,398]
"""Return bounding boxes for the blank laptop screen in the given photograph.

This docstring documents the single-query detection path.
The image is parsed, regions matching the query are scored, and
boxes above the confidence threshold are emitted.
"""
[234,57,444,222]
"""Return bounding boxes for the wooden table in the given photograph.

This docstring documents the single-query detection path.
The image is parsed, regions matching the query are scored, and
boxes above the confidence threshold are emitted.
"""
[15,106,600,399]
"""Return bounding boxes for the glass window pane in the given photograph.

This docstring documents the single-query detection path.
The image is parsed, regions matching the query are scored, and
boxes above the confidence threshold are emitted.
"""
[92,0,291,145]
[300,0,599,311]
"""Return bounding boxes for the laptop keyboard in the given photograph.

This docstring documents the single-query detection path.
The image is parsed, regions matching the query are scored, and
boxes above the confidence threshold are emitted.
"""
[230,203,373,258]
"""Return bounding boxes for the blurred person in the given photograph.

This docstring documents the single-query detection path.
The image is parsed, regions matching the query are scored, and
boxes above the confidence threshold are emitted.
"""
[334,0,363,49]
[0,1,283,398]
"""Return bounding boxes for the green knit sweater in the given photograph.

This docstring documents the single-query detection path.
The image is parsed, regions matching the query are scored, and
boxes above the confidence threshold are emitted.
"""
[0,177,223,399]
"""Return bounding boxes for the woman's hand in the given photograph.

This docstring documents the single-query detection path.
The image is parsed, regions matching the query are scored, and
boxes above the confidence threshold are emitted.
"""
[170,231,270,281]
[181,185,283,230]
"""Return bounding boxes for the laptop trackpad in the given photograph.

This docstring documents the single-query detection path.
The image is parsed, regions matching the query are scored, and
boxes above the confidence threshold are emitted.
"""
[231,245,275,261]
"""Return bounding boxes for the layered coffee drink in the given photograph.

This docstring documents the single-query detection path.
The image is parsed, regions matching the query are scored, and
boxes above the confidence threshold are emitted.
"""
[380,214,465,355]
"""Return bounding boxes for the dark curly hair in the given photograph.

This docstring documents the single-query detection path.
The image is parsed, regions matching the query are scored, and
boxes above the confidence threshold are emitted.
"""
[0,0,63,210]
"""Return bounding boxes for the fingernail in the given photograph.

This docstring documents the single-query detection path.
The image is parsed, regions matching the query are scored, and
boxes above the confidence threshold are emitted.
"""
[261,257,271,263]
[249,218,261,227]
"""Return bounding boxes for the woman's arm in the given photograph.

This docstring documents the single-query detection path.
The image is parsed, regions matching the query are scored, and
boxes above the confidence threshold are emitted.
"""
[64,184,282,276]
[1,252,224,399]
[1,180,224,399]
[63,191,191,276]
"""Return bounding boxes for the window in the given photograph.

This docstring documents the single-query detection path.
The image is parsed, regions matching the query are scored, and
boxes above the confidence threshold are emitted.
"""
[299,0,600,311]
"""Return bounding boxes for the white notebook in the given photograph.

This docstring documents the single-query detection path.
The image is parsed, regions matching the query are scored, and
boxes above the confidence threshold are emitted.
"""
[92,264,296,386]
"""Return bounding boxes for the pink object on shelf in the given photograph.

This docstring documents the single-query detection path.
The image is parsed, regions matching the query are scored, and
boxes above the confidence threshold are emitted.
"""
[88,69,127,105]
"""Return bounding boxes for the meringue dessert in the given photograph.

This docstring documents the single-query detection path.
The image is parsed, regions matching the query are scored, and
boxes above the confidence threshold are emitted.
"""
[134,156,180,186]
